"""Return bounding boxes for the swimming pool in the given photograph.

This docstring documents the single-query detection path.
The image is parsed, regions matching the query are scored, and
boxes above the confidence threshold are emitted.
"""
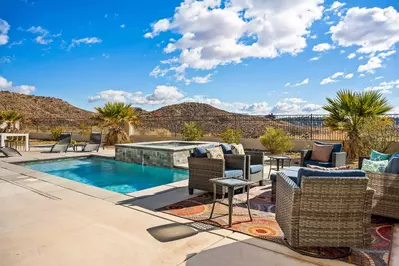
[19,157,189,194]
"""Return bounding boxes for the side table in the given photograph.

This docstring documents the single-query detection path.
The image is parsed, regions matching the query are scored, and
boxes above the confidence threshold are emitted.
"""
[209,177,257,227]
[268,156,292,178]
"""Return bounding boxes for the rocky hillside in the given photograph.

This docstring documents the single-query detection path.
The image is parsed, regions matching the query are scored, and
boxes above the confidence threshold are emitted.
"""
[0,91,94,126]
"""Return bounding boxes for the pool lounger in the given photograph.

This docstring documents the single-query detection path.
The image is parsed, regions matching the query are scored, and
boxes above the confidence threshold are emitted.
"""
[0,146,22,157]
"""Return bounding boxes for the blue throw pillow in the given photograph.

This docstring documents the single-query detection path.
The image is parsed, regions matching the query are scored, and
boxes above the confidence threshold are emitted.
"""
[370,149,390,161]
[193,145,215,157]
[297,168,366,187]
[386,157,399,174]
[390,152,399,159]
[221,143,233,154]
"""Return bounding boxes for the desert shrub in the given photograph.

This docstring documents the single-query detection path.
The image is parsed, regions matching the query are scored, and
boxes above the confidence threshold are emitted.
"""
[260,127,293,154]
[220,128,242,144]
[359,116,397,155]
[50,126,63,140]
[182,122,204,141]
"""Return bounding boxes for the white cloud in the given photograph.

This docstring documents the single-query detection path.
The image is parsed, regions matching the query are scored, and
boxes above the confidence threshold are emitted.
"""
[312,43,335,52]
[344,73,354,79]
[326,1,346,13]
[8,40,23,48]
[357,56,382,73]
[239,102,271,114]
[359,74,365,77]
[26,26,60,45]
[0,19,10,45]
[309,56,320,61]
[331,72,344,79]
[375,76,384,80]
[340,50,345,54]
[102,53,110,59]
[331,7,399,54]
[0,75,36,94]
[145,0,324,73]
[364,79,399,94]
[347,53,356,59]
[188,74,212,84]
[320,77,337,85]
[302,103,323,113]
[283,98,306,104]
[286,78,309,87]
[68,37,102,49]
[120,24,125,28]
[88,85,184,105]
[310,35,317,39]
[271,101,301,114]
[0,56,13,64]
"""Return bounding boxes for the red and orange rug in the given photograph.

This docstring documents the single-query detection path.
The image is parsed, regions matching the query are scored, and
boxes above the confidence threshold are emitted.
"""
[158,187,394,266]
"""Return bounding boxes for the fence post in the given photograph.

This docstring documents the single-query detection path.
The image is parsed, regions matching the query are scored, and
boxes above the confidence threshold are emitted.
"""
[310,114,314,140]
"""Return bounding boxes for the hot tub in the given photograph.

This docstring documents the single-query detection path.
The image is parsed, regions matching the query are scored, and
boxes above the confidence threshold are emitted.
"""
[115,140,219,168]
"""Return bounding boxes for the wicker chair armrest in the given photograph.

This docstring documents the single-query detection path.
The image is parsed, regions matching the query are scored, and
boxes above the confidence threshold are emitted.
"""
[188,157,224,171]
[275,172,301,246]
[300,150,312,166]
[358,156,370,169]
[332,152,347,167]
[224,154,246,171]
[245,151,264,165]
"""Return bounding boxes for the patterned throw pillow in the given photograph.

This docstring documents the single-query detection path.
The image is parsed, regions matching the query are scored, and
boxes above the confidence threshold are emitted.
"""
[310,143,334,162]
[231,143,245,155]
[206,146,225,160]
[307,165,352,170]
[361,159,388,173]
[370,149,390,161]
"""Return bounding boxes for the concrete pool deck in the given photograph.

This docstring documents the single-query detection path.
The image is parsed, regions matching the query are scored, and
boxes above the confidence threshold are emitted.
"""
[0,151,398,266]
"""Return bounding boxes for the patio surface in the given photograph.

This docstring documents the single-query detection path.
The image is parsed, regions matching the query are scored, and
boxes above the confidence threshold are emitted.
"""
[0,150,398,266]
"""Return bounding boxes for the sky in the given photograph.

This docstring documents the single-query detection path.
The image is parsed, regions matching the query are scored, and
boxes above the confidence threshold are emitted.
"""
[1,0,399,114]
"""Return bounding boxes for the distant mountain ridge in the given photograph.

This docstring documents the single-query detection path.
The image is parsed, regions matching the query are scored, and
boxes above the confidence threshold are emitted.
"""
[0,91,94,120]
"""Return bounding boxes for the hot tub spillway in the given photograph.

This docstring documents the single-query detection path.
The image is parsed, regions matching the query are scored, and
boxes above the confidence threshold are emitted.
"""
[115,141,218,168]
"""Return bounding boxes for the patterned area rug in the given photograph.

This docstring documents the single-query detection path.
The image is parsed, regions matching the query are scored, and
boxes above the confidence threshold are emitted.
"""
[158,187,394,266]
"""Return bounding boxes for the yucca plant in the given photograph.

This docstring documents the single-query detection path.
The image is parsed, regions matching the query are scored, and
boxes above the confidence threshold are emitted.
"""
[94,102,140,145]
[0,110,23,132]
[323,90,392,159]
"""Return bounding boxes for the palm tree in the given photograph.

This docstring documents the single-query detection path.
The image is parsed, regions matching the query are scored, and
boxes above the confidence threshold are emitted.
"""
[323,90,392,159]
[94,102,140,145]
[0,110,23,133]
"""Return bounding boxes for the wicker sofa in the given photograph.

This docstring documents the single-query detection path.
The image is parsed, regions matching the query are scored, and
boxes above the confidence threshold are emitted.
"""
[359,156,399,219]
[275,169,373,250]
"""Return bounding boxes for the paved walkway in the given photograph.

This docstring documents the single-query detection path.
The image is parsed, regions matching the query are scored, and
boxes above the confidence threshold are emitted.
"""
[0,151,397,266]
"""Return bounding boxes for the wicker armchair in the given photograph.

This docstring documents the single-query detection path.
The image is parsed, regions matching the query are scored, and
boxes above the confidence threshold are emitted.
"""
[275,172,373,252]
[188,154,246,195]
[358,156,399,219]
[245,151,265,185]
[300,141,346,168]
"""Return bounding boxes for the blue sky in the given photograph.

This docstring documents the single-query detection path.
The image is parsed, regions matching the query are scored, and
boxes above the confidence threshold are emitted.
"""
[1,0,398,114]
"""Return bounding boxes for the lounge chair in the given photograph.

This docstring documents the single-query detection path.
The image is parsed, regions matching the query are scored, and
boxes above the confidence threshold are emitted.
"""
[300,141,346,168]
[49,132,72,153]
[188,145,246,195]
[275,168,373,258]
[81,132,102,152]
[0,146,22,157]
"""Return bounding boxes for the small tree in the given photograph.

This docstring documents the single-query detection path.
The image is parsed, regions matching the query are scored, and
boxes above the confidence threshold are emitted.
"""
[182,122,204,141]
[50,126,63,140]
[260,127,293,154]
[359,116,397,155]
[220,128,242,144]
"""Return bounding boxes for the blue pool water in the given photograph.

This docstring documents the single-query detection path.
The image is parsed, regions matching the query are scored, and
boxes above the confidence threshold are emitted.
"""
[20,157,188,194]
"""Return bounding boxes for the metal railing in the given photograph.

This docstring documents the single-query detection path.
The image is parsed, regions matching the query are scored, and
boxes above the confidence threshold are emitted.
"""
[20,114,399,141]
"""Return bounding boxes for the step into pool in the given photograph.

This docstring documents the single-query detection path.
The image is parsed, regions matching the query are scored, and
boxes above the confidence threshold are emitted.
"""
[19,157,188,194]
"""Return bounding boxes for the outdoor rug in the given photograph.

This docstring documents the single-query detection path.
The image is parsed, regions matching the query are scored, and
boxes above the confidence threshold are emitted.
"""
[157,187,394,266]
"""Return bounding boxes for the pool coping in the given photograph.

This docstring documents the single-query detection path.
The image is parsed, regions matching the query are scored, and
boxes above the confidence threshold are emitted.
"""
[115,140,219,151]
[0,153,192,205]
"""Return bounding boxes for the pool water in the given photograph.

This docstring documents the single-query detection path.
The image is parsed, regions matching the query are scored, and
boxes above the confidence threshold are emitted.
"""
[20,157,189,194]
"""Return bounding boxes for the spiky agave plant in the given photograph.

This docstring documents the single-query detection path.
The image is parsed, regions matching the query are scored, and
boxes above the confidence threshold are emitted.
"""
[94,102,140,145]
[323,90,392,159]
